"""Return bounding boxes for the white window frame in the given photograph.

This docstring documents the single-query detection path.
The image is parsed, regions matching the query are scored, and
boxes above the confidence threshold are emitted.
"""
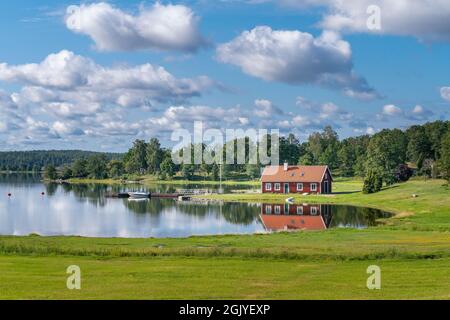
[274,205,281,215]
[296,206,303,215]
[311,183,317,192]
[297,183,303,191]
[265,183,272,191]
[265,205,272,214]
[311,206,318,215]
[274,183,281,191]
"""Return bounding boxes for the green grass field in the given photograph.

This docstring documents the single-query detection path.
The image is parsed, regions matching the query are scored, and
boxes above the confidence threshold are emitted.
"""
[0,178,449,300]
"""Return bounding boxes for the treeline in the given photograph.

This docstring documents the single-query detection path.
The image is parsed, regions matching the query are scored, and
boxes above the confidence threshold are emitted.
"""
[0,150,122,171]
[42,121,450,192]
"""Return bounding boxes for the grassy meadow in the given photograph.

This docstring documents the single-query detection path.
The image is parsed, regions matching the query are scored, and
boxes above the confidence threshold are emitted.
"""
[0,178,449,299]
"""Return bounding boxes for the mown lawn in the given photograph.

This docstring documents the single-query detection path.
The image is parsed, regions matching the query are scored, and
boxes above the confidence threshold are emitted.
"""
[0,178,449,300]
[1,256,449,300]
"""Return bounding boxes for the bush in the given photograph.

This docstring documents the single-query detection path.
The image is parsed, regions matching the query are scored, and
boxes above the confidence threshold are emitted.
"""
[394,164,413,182]
[363,169,383,194]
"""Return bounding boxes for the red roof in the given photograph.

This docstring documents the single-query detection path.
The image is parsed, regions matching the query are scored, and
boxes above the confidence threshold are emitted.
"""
[261,165,331,183]
[260,215,327,231]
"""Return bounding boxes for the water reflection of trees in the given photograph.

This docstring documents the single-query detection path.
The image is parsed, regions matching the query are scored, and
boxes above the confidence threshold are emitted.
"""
[123,199,260,225]
[0,173,42,186]
[40,182,392,228]
[328,206,391,228]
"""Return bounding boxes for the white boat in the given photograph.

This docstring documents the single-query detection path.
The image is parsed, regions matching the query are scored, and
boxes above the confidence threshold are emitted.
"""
[128,197,148,202]
[128,192,149,199]
[286,197,294,204]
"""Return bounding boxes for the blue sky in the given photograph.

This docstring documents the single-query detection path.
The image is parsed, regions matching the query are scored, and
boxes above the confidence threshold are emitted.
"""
[0,0,449,152]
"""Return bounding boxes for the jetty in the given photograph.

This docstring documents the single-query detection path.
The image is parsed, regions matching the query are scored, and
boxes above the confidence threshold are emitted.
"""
[106,189,212,200]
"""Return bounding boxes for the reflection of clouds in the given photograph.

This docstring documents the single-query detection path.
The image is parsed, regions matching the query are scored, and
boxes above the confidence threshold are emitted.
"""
[0,182,264,238]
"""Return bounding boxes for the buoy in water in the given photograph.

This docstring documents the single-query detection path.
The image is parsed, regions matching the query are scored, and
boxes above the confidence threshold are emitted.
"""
[41,192,45,196]
[7,193,11,197]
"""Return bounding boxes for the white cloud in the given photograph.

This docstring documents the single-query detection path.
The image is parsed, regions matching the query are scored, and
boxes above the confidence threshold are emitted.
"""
[441,87,450,102]
[296,96,353,121]
[382,104,402,116]
[366,127,376,135]
[379,103,434,121]
[66,2,206,52]
[406,105,434,121]
[217,27,377,99]
[254,99,283,118]
[277,0,450,42]
[0,50,214,113]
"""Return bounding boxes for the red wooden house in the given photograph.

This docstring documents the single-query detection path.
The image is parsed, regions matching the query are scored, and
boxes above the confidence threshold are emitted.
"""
[261,164,333,194]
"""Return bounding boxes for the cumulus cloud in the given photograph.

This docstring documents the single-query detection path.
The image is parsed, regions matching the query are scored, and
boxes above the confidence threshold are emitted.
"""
[65,2,207,52]
[441,87,450,102]
[276,0,450,42]
[382,104,402,116]
[0,50,214,110]
[0,50,217,147]
[296,96,353,120]
[378,103,434,121]
[217,27,377,99]
[254,99,284,118]
[406,105,434,121]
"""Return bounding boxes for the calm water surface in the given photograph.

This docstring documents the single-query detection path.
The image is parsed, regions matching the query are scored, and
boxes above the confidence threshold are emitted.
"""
[0,173,392,238]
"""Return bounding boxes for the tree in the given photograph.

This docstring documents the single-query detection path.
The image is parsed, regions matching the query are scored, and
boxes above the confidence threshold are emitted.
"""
[338,141,356,177]
[298,152,314,165]
[71,159,88,178]
[43,165,57,180]
[211,164,220,180]
[125,140,148,174]
[439,132,450,182]
[245,164,260,179]
[108,160,124,178]
[406,125,431,169]
[86,155,108,179]
[279,134,303,165]
[60,166,73,180]
[421,158,437,178]
[160,157,175,179]
[146,138,163,174]
[303,126,340,168]
[363,169,383,194]
[181,164,195,180]
[365,129,407,186]
[424,121,448,160]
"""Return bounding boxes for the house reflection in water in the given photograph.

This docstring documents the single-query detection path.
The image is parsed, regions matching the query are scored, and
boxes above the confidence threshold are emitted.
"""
[260,203,333,231]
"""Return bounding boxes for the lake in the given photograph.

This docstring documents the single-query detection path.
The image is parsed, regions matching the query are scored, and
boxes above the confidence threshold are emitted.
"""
[0,173,392,238]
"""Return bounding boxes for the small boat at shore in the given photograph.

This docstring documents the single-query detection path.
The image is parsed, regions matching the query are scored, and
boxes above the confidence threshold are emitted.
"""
[128,192,150,199]
[128,197,148,202]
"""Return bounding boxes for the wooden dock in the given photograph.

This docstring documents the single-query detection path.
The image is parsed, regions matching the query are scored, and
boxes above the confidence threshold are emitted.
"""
[106,189,211,200]
[106,192,182,199]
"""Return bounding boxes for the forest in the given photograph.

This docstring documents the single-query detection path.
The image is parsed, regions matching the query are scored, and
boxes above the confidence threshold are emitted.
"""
[2,120,449,193]
[0,150,122,172]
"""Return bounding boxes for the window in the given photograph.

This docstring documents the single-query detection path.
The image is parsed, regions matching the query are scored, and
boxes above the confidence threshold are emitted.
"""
[311,183,317,192]
[265,183,272,191]
[297,206,303,215]
[265,206,272,214]
[274,183,281,191]
[311,207,318,215]
[274,206,281,214]
[297,183,303,191]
